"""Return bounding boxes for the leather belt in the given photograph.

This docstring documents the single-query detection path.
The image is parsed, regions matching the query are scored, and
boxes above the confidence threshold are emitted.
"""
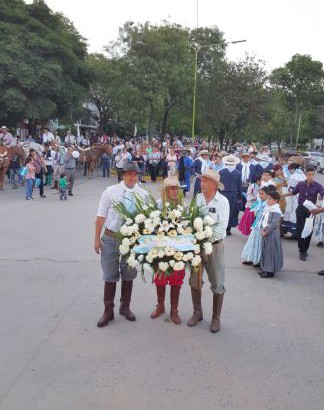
[212,239,223,245]
[104,228,117,238]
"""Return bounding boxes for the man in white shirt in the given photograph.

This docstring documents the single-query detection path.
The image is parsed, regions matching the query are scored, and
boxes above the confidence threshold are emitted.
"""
[94,162,149,328]
[64,131,76,146]
[187,169,229,333]
[0,126,15,146]
[42,128,54,144]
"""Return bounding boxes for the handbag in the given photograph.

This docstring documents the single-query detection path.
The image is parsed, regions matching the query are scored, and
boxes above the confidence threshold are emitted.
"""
[301,215,314,239]
[19,167,27,177]
[34,178,41,187]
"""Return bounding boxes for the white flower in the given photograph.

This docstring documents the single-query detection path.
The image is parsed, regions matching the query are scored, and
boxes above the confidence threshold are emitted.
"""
[158,250,165,258]
[138,254,144,262]
[182,254,189,262]
[204,226,213,238]
[122,238,131,246]
[194,217,204,232]
[194,245,200,254]
[169,260,175,267]
[146,254,154,263]
[195,231,205,241]
[174,261,185,271]
[172,209,182,219]
[120,225,131,236]
[177,205,184,211]
[174,251,183,261]
[127,255,139,268]
[119,244,129,255]
[203,242,213,255]
[167,230,177,237]
[187,252,194,260]
[150,210,161,219]
[191,255,202,267]
[165,202,170,208]
[158,261,169,272]
[176,225,185,235]
[203,215,214,226]
[165,247,175,256]
[125,218,133,225]
[142,205,149,211]
[135,214,146,224]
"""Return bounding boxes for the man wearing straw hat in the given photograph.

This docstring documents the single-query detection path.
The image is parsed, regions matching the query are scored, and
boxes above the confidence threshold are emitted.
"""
[94,162,149,327]
[187,169,229,333]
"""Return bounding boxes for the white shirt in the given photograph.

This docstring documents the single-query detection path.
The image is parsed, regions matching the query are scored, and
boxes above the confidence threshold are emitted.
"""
[97,181,149,232]
[196,190,230,241]
[42,132,54,143]
[241,161,251,183]
[65,134,76,145]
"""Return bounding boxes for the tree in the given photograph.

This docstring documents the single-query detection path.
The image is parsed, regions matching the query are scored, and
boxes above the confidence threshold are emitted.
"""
[0,0,90,126]
[270,54,324,147]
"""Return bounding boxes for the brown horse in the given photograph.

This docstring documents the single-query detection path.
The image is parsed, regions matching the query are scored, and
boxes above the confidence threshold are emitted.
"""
[0,145,26,190]
[86,145,112,178]
[276,152,306,171]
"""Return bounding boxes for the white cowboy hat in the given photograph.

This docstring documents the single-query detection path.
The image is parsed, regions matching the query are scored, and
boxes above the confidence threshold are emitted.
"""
[222,154,240,165]
[1,126,8,130]
[200,149,210,156]
[257,154,270,162]
[201,169,224,190]
[162,176,180,188]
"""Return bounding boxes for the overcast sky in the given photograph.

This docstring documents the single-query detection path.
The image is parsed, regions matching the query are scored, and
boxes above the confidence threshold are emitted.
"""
[25,0,323,71]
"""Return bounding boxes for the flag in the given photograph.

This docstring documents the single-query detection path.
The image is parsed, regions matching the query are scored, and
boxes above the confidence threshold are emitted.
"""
[134,123,137,137]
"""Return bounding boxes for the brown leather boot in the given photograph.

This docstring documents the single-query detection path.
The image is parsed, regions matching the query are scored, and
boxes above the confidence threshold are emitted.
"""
[119,280,136,321]
[210,293,224,333]
[170,286,181,324]
[97,282,116,328]
[150,285,166,318]
[187,288,203,327]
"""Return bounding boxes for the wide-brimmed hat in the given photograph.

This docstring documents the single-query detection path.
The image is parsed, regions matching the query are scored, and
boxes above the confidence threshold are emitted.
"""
[201,169,224,190]
[1,125,8,130]
[200,150,210,156]
[257,154,270,162]
[162,176,180,188]
[123,161,141,173]
[222,154,240,165]
[219,150,228,157]
[241,152,251,157]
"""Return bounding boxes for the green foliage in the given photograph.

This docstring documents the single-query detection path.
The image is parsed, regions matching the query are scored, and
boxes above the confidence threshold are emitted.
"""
[0,0,90,125]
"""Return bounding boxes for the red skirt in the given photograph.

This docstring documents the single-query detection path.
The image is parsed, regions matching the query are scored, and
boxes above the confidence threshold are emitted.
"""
[153,269,185,286]
[238,208,255,236]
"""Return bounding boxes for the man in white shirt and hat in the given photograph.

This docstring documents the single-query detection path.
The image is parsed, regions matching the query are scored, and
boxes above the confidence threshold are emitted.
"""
[188,169,229,333]
[94,162,149,328]
[64,131,76,146]
[0,126,15,147]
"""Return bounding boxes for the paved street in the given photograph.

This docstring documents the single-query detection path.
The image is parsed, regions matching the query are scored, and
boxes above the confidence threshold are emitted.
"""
[1,172,324,410]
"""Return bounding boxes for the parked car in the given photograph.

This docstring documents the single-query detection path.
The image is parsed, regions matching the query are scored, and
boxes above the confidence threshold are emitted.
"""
[302,151,324,172]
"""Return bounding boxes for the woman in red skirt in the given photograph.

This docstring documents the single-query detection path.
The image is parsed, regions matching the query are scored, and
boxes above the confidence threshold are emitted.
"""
[150,177,185,324]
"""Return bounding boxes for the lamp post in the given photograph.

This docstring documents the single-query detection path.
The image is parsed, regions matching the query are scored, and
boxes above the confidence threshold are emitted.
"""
[191,40,247,140]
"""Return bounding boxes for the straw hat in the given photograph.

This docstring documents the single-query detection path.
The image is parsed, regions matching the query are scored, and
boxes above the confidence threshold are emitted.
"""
[222,154,240,165]
[201,169,224,190]
[162,176,180,188]
[200,149,210,156]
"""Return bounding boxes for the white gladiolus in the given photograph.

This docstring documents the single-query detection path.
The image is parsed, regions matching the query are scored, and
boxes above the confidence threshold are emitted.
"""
[193,217,204,232]
[135,214,146,224]
[119,244,130,255]
[165,202,170,208]
[142,205,149,211]
[203,242,213,255]
[174,261,185,271]
[203,215,214,226]
[150,210,161,219]
[191,255,202,267]
[158,262,169,272]
[204,226,213,238]
[172,209,182,219]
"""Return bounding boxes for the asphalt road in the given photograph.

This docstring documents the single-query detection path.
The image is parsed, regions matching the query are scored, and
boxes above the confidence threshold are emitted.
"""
[0,171,324,410]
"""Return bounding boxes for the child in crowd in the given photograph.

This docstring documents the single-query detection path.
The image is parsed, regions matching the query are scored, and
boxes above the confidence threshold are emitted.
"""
[259,191,283,278]
[59,172,68,200]
[25,156,35,200]
[238,176,261,235]
[241,186,269,267]
[260,169,275,187]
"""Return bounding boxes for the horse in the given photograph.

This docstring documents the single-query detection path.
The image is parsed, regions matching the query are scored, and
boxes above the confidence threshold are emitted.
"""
[0,145,26,190]
[276,151,306,171]
[86,145,112,178]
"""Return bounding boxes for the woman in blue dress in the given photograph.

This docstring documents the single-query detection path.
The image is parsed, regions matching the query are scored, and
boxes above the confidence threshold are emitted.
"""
[241,186,269,267]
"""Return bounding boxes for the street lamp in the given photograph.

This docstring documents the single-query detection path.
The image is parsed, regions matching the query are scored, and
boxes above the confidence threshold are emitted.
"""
[191,40,247,140]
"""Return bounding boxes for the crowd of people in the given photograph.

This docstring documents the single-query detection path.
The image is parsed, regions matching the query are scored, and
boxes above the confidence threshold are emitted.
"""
[2,126,324,277]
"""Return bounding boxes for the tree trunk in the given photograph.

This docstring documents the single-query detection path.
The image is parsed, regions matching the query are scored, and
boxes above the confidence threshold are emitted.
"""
[148,102,156,142]
[219,125,225,150]
[161,102,170,139]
